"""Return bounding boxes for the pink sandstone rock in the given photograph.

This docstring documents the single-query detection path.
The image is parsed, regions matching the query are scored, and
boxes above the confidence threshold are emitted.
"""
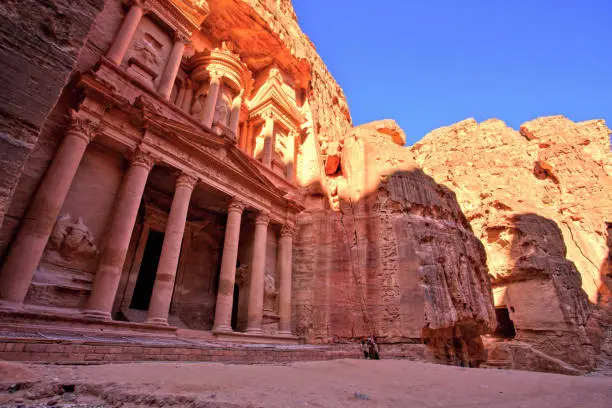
[295,120,496,366]
[412,116,612,372]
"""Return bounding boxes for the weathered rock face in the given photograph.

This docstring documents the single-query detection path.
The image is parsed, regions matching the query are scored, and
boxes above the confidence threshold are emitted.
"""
[412,116,611,371]
[295,121,496,366]
[0,0,105,229]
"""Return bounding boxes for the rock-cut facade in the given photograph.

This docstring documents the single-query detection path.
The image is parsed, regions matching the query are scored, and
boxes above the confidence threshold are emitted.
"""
[0,0,609,373]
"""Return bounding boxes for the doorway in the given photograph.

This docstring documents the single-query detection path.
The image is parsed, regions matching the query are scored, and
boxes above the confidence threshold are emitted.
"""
[494,307,516,339]
[231,283,240,330]
[130,230,165,311]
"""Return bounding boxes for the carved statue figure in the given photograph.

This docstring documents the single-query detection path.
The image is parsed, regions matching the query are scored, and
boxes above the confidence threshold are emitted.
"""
[191,94,205,116]
[47,214,98,262]
[263,273,278,313]
[214,99,230,126]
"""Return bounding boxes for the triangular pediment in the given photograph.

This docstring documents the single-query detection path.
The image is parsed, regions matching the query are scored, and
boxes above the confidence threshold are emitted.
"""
[248,72,306,125]
[141,110,288,197]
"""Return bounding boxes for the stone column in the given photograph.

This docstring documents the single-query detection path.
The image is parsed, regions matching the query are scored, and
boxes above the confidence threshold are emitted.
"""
[201,74,221,127]
[0,116,97,305]
[175,81,186,108]
[285,131,296,183]
[213,199,246,332]
[106,0,146,65]
[228,93,242,141]
[239,121,248,151]
[158,33,187,100]
[278,224,295,335]
[246,211,270,334]
[83,149,154,319]
[262,115,274,168]
[146,173,197,325]
[182,79,194,113]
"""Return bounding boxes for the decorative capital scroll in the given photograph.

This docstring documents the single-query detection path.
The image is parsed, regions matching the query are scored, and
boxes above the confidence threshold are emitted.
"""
[176,173,198,190]
[128,148,156,171]
[228,198,246,214]
[280,224,296,238]
[66,109,100,143]
[255,211,271,226]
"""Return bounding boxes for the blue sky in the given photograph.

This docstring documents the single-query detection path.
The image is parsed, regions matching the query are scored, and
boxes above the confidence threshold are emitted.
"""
[293,0,611,145]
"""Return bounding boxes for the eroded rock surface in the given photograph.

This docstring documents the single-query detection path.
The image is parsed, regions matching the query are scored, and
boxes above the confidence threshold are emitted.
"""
[0,0,105,229]
[295,121,496,366]
[412,116,612,371]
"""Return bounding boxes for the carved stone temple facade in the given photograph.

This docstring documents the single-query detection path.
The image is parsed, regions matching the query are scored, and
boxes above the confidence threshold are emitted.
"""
[0,0,313,343]
[2,0,608,373]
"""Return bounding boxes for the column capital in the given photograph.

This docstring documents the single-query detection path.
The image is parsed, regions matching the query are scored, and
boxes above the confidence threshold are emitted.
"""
[126,0,150,10]
[128,148,156,171]
[228,198,246,214]
[176,173,198,190]
[280,224,296,238]
[208,71,222,82]
[173,31,191,44]
[255,211,270,226]
[66,110,100,143]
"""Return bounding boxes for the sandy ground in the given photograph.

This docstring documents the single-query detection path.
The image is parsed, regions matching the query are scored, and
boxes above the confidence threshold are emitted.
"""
[1,360,611,408]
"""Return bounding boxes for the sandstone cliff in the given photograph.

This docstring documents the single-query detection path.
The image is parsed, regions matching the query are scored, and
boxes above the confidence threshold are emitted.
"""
[295,120,496,366]
[412,116,611,303]
[411,116,612,372]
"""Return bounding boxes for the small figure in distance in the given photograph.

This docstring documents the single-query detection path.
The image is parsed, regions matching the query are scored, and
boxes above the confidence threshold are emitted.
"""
[367,336,380,360]
[361,338,370,359]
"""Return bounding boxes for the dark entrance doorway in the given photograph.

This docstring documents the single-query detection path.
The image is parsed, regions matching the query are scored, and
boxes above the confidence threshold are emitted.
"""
[494,307,516,339]
[130,230,165,311]
[231,284,240,330]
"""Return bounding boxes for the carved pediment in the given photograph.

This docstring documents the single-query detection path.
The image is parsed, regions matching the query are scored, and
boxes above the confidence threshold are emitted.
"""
[248,69,306,128]
[140,109,286,195]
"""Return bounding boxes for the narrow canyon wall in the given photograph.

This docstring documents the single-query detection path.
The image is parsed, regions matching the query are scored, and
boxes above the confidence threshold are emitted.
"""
[0,0,105,230]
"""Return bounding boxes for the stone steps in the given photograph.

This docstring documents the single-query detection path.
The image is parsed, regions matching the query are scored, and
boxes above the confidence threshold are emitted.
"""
[0,330,428,365]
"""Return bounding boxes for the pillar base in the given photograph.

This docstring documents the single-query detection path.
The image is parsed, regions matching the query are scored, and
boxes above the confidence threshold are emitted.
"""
[146,317,169,326]
[81,309,112,321]
[212,324,233,333]
[276,330,293,337]
[246,327,264,335]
